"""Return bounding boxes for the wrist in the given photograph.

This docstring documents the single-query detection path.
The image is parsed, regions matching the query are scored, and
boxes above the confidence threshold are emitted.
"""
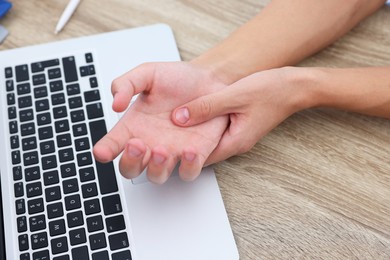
[282,67,324,112]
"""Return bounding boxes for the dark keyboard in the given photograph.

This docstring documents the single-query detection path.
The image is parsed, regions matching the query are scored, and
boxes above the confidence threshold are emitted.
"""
[5,52,132,260]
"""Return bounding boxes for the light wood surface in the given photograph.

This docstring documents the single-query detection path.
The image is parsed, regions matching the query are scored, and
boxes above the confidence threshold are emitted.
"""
[2,1,390,259]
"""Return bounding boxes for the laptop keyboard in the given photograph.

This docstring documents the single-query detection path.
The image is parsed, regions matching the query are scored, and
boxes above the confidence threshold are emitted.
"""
[4,53,132,260]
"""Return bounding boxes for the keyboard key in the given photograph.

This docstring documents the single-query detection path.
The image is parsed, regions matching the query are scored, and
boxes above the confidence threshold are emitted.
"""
[71,109,85,122]
[108,232,129,251]
[106,215,126,233]
[67,210,84,228]
[69,228,86,246]
[73,123,87,136]
[63,56,78,83]
[62,178,79,194]
[42,154,57,170]
[12,150,21,164]
[31,59,60,73]
[8,106,16,119]
[112,250,132,260]
[26,181,42,198]
[96,161,118,195]
[51,93,65,105]
[35,99,49,112]
[22,136,37,151]
[56,133,72,147]
[53,106,67,119]
[9,120,18,134]
[59,148,74,163]
[27,198,44,214]
[17,216,27,233]
[65,194,81,210]
[5,66,12,78]
[89,77,98,88]
[21,122,35,136]
[85,53,93,63]
[79,167,95,182]
[20,253,30,260]
[81,182,98,198]
[45,186,61,202]
[37,112,51,126]
[86,215,104,233]
[77,152,92,166]
[86,102,104,119]
[15,199,26,215]
[48,68,61,79]
[89,232,106,251]
[32,74,46,86]
[14,182,24,197]
[18,96,32,108]
[69,96,83,109]
[32,250,49,260]
[19,108,34,122]
[43,170,59,186]
[89,120,107,145]
[7,92,15,105]
[49,219,66,236]
[38,126,53,140]
[17,82,31,95]
[71,246,89,260]
[47,202,64,219]
[60,163,76,178]
[34,88,48,102]
[23,151,39,166]
[6,79,14,91]
[55,120,70,133]
[75,137,90,151]
[84,198,101,215]
[102,194,122,215]
[18,234,29,251]
[40,140,55,155]
[53,255,70,260]
[10,135,19,149]
[13,166,23,180]
[92,251,109,260]
[31,232,48,250]
[51,236,68,255]
[25,166,40,181]
[15,64,29,82]
[84,89,101,102]
[29,214,46,232]
[67,83,80,96]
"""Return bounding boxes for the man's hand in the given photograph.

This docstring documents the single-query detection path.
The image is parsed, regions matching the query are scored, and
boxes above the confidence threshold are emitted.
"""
[93,62,229,184]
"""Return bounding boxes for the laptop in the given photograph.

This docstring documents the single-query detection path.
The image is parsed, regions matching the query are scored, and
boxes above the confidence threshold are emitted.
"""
[0,24,239,260]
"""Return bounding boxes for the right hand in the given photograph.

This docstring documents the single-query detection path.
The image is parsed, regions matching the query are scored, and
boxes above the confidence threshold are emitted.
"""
[93,62,229,183]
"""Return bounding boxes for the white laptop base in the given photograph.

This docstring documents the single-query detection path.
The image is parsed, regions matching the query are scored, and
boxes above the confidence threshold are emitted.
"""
[0,24,238,260]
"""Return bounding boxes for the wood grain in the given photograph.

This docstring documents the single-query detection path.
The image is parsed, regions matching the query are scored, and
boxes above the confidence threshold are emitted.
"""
[1,1,390,259]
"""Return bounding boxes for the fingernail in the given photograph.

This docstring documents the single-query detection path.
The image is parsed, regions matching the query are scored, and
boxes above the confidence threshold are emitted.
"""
[152,153,166,164]
[128,145,142,157]
[184,151,196,162]
[175,107,189,124]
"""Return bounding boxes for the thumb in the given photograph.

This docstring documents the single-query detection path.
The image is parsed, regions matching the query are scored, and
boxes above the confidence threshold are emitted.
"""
[172,89,233,126]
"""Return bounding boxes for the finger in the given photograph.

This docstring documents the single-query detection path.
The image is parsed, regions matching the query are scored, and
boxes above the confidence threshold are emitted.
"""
[111,63,156,112]
[119,139,151,179]
[93,121,131,163]
[178,147,204,181]
[171,87,238,127]
[146,146,177,184]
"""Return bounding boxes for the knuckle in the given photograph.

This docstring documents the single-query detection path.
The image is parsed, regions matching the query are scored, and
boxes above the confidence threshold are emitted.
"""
[199,98,213,119]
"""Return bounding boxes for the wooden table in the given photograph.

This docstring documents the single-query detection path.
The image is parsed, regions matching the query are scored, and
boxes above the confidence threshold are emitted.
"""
[2,1,390,259]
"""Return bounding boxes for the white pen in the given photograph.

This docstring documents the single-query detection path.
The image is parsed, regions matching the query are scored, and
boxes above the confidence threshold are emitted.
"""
[55,0,81,34]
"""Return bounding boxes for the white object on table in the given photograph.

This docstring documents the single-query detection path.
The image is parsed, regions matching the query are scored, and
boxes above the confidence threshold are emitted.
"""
[55,0,81,34]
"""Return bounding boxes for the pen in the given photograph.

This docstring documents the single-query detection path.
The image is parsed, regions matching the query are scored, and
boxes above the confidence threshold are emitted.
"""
[55,0,81,34]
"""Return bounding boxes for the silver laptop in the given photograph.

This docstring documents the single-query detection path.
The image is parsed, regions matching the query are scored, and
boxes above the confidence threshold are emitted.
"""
[0,24,238,260]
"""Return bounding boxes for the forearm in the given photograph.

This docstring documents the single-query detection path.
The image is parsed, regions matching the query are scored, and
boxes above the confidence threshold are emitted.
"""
[295,67,390,118]
[193,0,386,84]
